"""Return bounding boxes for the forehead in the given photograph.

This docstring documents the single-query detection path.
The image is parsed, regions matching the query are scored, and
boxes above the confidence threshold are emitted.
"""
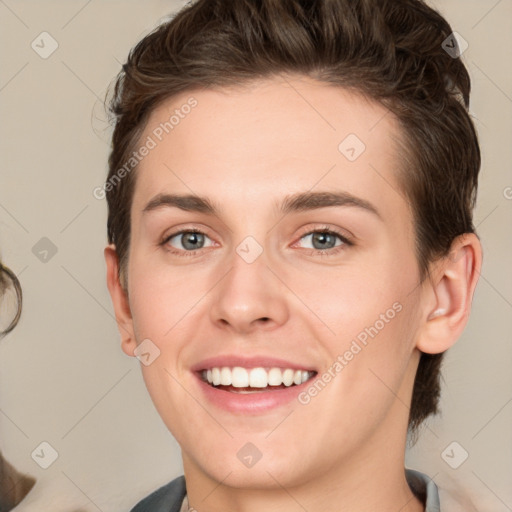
[132,75,410,223]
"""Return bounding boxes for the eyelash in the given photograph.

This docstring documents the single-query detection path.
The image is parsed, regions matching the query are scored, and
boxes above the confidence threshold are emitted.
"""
[160,228,212,258]
[295,225,353,257]
[160,225,353,258]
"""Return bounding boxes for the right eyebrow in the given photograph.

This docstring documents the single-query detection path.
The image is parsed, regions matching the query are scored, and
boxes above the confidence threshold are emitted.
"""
[142,194,218,215]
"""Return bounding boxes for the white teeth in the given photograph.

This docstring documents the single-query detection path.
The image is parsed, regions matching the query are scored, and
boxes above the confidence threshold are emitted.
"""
[231,367,249,387]
[220,367,232,385]
[268,367,282,386]
[282,368,294,386]
[249,367,268,388]
[203,366,314,389]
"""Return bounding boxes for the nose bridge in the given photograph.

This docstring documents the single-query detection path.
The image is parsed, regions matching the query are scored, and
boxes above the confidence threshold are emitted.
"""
[209,234,289,331]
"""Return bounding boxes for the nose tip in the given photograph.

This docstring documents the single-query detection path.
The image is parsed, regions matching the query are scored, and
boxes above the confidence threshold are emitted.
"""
[209,255,289,333]
[217,309,276,333]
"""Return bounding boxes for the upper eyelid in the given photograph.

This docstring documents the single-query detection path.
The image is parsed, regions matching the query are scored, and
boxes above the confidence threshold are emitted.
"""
[162,225,212,240]
[293,229,352,249]
[294,224,354,244]
[163,228,214,246]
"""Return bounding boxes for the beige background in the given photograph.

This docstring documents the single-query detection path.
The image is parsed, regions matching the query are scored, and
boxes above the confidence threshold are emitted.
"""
[0,1,510,510]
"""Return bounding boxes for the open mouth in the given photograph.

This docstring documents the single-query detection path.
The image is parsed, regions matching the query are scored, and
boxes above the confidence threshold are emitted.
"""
[200,366,317,393]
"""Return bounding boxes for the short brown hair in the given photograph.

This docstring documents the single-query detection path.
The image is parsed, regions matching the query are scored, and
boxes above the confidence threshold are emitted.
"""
[105,0,480,434]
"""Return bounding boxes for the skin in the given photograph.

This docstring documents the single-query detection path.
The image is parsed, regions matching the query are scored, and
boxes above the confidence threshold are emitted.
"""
[105,74,481,512]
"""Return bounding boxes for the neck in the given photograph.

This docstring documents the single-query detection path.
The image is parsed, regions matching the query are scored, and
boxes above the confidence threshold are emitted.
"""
[183,407,424,512]
[184,466,423,512]
[183,354,424,512]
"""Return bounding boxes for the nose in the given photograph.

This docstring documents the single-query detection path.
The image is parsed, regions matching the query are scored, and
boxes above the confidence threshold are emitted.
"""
[208,244,289,334]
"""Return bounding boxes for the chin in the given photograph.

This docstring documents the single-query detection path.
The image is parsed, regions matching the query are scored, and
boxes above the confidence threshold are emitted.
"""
[183,436,320,491]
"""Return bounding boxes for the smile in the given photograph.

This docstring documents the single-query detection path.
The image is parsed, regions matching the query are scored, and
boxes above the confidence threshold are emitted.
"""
[192,355,319,412]
[201,366,316,392]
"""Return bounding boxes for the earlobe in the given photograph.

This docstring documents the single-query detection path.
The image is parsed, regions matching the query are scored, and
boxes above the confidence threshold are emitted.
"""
[104,244,137,357]
[416,233,482,355]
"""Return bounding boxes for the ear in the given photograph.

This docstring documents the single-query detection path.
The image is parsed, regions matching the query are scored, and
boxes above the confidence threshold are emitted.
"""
[104,244,137,357]
[416,233,482,354]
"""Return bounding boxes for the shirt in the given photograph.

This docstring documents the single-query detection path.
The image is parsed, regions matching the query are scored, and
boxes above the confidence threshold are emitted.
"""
[130,468,441,511]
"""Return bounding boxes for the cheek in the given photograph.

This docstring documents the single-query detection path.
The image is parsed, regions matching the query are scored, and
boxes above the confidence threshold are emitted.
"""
[314,293,419,428]
[289,258,413,342]
[290,258,420,394]
[127,258,203,342]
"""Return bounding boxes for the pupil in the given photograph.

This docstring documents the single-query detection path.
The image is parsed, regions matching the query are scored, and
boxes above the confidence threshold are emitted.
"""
[313,232,335,249]
[183,232,204,250]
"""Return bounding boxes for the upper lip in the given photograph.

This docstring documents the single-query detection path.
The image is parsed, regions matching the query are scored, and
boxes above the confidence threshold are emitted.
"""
[191,355,317,372]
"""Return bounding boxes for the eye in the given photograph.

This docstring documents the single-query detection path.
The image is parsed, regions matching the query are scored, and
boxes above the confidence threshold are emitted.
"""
[295,227,352,255]
[163,229,214,253]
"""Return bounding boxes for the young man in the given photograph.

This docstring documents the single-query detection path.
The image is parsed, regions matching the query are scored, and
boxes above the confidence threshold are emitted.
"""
[104,0,482,510]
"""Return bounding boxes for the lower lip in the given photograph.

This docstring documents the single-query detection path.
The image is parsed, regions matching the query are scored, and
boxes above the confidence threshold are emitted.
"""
[194,373,314,414]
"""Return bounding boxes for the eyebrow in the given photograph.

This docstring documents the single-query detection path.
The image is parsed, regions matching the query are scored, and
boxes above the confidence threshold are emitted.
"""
[280,191,380,218]
[142,191,381,218]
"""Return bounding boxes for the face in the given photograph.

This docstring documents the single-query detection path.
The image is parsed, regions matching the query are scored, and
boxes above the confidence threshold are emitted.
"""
[119,75,426,489]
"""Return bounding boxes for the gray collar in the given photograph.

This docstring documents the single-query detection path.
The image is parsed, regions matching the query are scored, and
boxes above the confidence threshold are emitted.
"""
[406,468,441,511]
[132,469,441,511]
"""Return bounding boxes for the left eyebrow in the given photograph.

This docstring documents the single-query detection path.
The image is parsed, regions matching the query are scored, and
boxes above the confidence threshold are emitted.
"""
[142,190,381,219]
[279,191,381,219]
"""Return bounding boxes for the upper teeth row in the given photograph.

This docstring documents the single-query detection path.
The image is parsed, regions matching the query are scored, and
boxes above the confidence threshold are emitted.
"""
[202,367,314,388]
